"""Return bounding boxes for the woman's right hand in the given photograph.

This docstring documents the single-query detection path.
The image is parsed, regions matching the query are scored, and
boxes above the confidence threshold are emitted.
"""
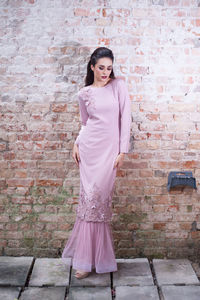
[73,143,80,166]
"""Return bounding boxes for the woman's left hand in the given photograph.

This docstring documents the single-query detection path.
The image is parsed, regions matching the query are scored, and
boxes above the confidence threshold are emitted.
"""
[114,153,125,169]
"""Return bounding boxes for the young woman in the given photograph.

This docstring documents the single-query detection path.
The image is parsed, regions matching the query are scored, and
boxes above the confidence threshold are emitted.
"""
[61,47,131,279]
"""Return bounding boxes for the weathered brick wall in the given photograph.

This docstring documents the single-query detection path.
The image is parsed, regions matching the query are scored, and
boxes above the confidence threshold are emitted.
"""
[0,0,200,261]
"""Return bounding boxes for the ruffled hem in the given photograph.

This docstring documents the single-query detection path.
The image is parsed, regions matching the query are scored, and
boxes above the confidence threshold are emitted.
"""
[61,216,118,273]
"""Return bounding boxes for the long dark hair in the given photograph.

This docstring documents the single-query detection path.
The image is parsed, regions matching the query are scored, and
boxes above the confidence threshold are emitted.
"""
[85,47,116,86]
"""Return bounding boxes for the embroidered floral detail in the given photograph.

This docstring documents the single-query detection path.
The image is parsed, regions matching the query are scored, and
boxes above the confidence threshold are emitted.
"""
[79,86,96,113]
[76,180,115,222]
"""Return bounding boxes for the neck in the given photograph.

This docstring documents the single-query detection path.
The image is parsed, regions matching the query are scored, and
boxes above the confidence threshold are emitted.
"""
[92,78,111,87]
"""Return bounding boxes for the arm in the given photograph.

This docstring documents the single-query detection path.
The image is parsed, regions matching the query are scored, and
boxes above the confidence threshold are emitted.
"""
[74,92,89,145]
[117,79,131,154]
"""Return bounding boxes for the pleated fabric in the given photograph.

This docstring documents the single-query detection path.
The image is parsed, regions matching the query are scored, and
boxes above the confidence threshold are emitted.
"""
[61,216,118,273]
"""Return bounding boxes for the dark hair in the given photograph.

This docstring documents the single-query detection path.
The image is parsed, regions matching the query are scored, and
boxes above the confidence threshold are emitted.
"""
[85,47,115,86]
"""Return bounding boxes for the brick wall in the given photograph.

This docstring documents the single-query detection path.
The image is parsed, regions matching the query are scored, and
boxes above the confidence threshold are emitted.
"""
[0,0,200,261]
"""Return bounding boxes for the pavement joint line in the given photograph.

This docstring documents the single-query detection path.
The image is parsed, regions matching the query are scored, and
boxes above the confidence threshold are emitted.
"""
[69,265,72,286]
[17,256,36,299]
[149,258,164,300]
[66,264,73,299]
[191,262,200,282]
[164,283,200,286]
[64,286,69,300]
[110,272,115,299]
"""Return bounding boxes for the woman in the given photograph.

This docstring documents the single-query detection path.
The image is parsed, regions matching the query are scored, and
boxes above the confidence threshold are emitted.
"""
[61,47,131,279]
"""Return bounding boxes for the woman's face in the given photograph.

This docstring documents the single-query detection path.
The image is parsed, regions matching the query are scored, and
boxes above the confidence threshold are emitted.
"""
[91,57,113,84]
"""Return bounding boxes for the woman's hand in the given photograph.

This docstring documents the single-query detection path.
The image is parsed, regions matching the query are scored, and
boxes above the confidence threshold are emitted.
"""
[114,153,125,169]
[73,143,80,167]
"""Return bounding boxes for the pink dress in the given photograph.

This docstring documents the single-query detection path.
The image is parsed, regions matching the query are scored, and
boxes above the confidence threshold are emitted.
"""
[61,77,131,273]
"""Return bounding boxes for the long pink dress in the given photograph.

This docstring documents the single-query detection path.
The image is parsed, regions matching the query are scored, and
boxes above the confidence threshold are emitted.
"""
[61,77,131,273]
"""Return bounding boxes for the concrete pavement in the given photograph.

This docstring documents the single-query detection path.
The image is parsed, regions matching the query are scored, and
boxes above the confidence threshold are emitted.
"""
[0,256,200,299]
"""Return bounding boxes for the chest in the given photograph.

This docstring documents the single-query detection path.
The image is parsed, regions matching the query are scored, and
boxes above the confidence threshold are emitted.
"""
[85,87,119,117]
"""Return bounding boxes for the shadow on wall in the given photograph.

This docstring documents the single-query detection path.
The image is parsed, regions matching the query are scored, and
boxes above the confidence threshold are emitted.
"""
[48,41,91,102]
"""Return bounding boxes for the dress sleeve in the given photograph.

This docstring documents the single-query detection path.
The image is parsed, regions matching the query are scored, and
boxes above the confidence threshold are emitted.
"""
[74,92,89,145]
[117,79,131,153]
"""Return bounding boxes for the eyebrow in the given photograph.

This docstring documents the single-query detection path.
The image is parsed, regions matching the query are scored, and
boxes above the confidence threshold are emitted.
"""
[99,65,112,67]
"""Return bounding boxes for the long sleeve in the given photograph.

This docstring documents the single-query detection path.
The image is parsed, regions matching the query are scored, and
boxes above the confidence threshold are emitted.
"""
[117,79,131,153]
[74,92,89,145]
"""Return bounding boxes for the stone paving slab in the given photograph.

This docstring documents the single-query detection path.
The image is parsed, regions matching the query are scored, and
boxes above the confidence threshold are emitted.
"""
[192,262,200,278]
[70,268,111,287]
[113,258,154,287]
[19,286,66,300]
[0,286,21,300]
[115,286,160,300]
[0,256,34,286]
[29,258,71,287]
[161,286,200,300]
[1,256,200,300]
[68,287,112,300]
[153,258,199,285]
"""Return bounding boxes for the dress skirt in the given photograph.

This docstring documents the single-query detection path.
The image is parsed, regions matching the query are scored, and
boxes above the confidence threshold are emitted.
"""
[61,216,117,273]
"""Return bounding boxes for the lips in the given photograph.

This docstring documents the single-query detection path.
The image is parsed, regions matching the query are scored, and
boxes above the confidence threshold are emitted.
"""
[101,76,107,79]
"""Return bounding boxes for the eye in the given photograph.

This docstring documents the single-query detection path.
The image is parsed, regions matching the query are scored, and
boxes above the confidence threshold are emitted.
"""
[99,66,104,70]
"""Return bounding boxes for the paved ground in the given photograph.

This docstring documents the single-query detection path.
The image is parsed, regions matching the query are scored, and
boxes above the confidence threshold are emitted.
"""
[0,256,200,300]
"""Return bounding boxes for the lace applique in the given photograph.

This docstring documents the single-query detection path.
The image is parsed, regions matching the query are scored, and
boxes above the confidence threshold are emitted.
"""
[76,180,115,222]
[79,86,96,113]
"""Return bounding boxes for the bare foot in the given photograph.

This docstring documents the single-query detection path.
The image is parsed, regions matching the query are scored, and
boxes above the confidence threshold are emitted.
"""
[75,270,90,279]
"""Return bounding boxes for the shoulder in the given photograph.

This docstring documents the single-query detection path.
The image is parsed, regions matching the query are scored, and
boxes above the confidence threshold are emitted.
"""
[111,77,128,91]
[78,86,91,100]
[111,77,126,85]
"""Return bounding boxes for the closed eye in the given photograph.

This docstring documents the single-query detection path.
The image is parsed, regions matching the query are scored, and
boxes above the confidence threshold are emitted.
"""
[99,66,112,71]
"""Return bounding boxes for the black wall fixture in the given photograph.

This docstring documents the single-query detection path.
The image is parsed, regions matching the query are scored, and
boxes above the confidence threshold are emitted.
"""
[167,171,197,191]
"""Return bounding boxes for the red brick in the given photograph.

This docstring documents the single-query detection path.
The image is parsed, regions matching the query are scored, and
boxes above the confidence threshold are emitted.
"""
[0,179,6,188]
[15,170,28,178]
[74,8,92,17]
[10,161,28,168]
[98,38,110,45]
[38,214,60,222]
[191,231,200,238]
[0,142,7,151]
[196,19,200,26]
[134,66,149,75]
[182,160,199,168]
[166,0,180,6]
[123,162,148,169]
[37,161,63,168]
[3,152,15,160]
[34,231,52,239]
[146,114,160,121]
[51,103,67,113]
[17,134,31,141]
[0,240,7,247]
[36,179,63,186]
[127,223,139,230]
[139,170,153,177]
[6,231,23,239]
[20,205,32,213]
[188,142,200,150]
[153,223,166,230]
[0,215,9,223]
[7,179,34,187]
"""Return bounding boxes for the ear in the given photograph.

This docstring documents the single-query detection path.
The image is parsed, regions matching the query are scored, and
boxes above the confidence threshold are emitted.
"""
[90,64,94,72]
